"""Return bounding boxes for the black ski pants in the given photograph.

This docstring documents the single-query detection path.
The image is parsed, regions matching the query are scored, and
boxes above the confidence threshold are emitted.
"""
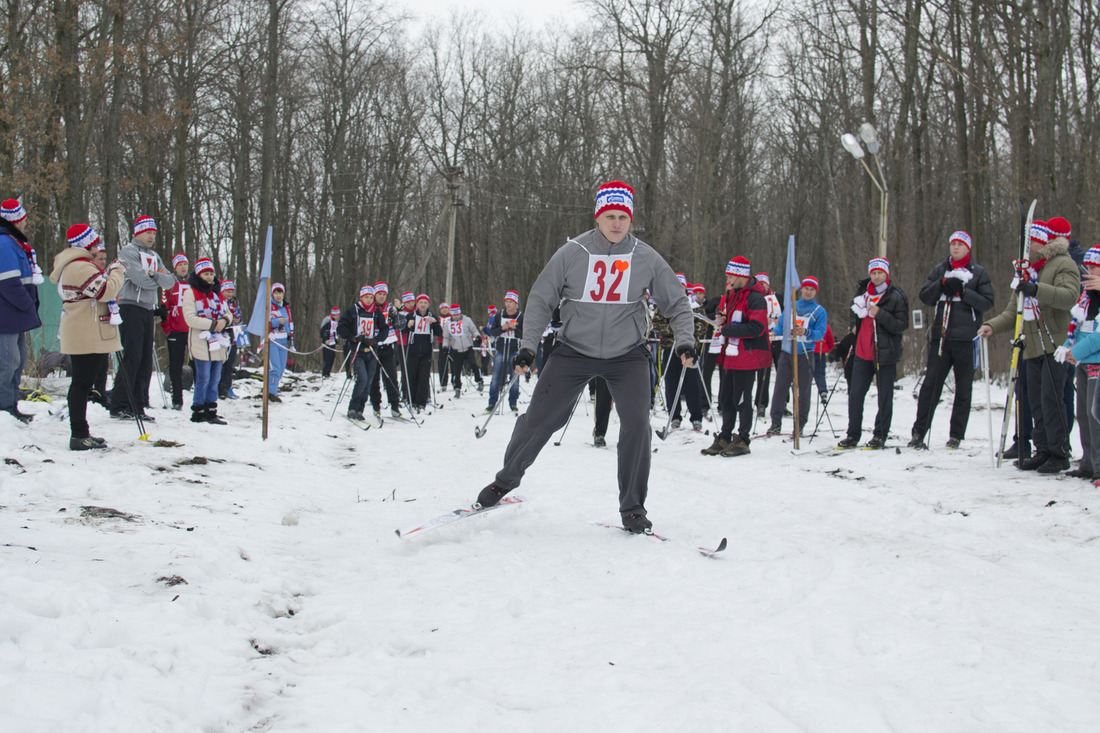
[111,304,154,415]
[69,353,108,439]
[770,349,813,428]
[165,330,188,407]
[718,368,757,443]
[1027,353,1069,458]
[911,338,975,441]
[495,344,652,517]
[846,356,897,441]
[593,376,612,438]
[369,344,401,411]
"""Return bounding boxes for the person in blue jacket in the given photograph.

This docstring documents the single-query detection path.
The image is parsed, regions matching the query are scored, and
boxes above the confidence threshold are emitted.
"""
[0,199,42,423]
[766,275,828,436]
[1058,245,1100,484]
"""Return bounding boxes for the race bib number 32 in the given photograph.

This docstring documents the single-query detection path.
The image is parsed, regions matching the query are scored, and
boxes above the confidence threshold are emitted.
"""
[581,254,632,303]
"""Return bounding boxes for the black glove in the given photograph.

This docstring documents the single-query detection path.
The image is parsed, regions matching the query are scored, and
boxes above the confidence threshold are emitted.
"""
[153,304,168,320]
[675,343,697,362]
[941,278,964,297]
[513,348,535,371]
[473,335,482,347]
[1016,280,1039,297]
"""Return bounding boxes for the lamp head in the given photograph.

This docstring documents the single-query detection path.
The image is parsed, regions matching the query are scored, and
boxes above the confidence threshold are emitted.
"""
[841,133,865,159]
[860,122,879,153]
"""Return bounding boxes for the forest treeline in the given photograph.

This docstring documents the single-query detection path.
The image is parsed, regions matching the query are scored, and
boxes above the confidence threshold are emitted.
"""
[2,0,1097,371]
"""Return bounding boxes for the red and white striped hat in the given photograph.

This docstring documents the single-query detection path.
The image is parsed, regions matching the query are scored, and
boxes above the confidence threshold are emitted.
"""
[725,256,751,277]
[1047,217,1071,240]
[595,181,634,221]
[133,215,157,235]
[1,199,27,223]
[451,304,461,315]
[222,280,236,291]
[1030,221,1051,245]
[949,231,972,250]
[271,282,285,293]
[172,252,188,268]
[756,272,770,285]
[801,276,819,290]
[692,284,706,295]
[374,281,388,294]
[194,257,214,275]
[66,223,100,250]
[359,285,375,299]
[416,293,430,303]
[868,257,890,275]
[401,291,415,304]
[505,290,519,303]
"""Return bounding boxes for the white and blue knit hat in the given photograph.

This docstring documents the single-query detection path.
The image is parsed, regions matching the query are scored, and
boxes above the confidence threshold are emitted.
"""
[1084,246,1100,267]
[359,285,375,299]
[595,181,634,220]
[949,231,972,250]
[725,256,751,277]
[868,257,890,275]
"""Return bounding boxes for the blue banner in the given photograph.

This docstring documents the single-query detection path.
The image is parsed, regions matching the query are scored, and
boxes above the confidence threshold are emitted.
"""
[780,234,799,353]
[246,227,273,338]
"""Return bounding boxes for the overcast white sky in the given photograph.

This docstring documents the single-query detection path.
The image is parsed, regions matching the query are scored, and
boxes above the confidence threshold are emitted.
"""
[396,0,587,34]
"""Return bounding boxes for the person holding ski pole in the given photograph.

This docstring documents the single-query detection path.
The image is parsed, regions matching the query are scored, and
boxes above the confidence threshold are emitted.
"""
[337,285,389,422]
[403,294,437,412]
[473,181,695,534]
[908,231,995,449]
[484,290,524,415]
[979,219,1080,473]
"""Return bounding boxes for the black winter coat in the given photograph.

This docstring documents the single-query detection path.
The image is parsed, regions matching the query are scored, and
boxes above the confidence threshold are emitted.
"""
[336,302,389,350]
[917,259,995,343]
[849,278,909,366]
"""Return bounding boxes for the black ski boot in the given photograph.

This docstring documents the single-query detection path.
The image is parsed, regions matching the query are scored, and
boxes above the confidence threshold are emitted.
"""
[701,435,729,456]
[476,483,509,509]
[206,403,227,425]
[622,513,652,534]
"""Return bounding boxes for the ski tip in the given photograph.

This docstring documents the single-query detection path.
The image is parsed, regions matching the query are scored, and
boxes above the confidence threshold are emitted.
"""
[715,537,728,552]
[394,529,402,538]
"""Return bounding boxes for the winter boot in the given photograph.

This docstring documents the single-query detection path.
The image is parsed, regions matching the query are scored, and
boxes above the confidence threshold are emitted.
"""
[1036,455,1070,474]
[206,403,227,425]
[191,404,206,423]
[621,513,653,534]
[1017,452,1050,471]
[907,433,927,450]
[766,421,782,436]
[701,435,730,456]
[837,435,859,449]
[593,434,607,448]
[476,483,509,509]
[945,437,961,450]
[865,435,886,449]
[720,435,751,457]
[70,436,108,451]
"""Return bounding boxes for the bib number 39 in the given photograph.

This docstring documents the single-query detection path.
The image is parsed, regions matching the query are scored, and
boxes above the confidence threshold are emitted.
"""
[582,255,632,303]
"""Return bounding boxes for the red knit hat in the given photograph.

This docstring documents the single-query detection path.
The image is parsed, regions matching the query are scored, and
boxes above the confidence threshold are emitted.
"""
[1030,220,1051,245]
[801,276,819,290]
[67,224,100,250]
[451,304,461,315]
[172,253,188,268]
[595,181,634,220]
[1047,217,1071,239]
[194,257,214,275]
[1,199,27,223]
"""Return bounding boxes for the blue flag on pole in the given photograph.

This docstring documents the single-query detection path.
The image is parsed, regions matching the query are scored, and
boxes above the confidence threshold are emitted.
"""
[780,235,799,354]
[246,227,273,337]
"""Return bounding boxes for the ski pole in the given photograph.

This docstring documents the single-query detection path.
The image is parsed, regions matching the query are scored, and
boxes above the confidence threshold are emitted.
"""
[475,371,519,439]
[151,344,168,409]
[113,352,149,441]
[981,336,994,468]
[656,364,687,440]
[553,390,584,446]
[938,301,952,357]
[806,366,845,444]
[329,340,361,421]
[366,344,421,426]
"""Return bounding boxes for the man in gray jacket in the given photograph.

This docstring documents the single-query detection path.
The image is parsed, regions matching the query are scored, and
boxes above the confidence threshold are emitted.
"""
[475,181,696,533]
[110,215,177,420]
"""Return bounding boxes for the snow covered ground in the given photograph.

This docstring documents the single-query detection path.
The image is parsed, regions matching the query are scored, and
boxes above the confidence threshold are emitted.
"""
[2,364,1098,732]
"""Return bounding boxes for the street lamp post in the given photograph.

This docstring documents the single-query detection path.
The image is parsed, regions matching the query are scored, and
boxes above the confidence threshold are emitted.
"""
[841,123,889,258]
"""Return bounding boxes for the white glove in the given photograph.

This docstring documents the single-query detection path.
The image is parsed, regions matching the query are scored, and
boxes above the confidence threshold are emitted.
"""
[1053,345,1070,363]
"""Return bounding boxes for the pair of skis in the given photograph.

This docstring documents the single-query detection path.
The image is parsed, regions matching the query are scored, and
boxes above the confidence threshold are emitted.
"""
[395,497,726,557]
[996,199,1037,467]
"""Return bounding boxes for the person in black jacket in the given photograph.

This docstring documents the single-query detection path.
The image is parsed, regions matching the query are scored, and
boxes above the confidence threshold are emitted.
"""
[403,294,438,410]
[909,231,995,449]
[319,306,341,378]
[484,290,525,414]
[336,285,389,421]
[838,257,910,449]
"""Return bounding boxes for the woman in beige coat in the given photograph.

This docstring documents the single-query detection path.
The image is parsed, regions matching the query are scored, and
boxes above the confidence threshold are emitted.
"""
[181,257,231,424]
[49,224,124,450]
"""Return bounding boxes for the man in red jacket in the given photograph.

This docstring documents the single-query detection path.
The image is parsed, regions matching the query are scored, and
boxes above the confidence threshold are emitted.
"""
[702,256,772,457]
[160,253,191,410]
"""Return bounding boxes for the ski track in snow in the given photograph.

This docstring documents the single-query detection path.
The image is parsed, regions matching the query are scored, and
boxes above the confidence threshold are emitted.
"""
[1,369,1098,731]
